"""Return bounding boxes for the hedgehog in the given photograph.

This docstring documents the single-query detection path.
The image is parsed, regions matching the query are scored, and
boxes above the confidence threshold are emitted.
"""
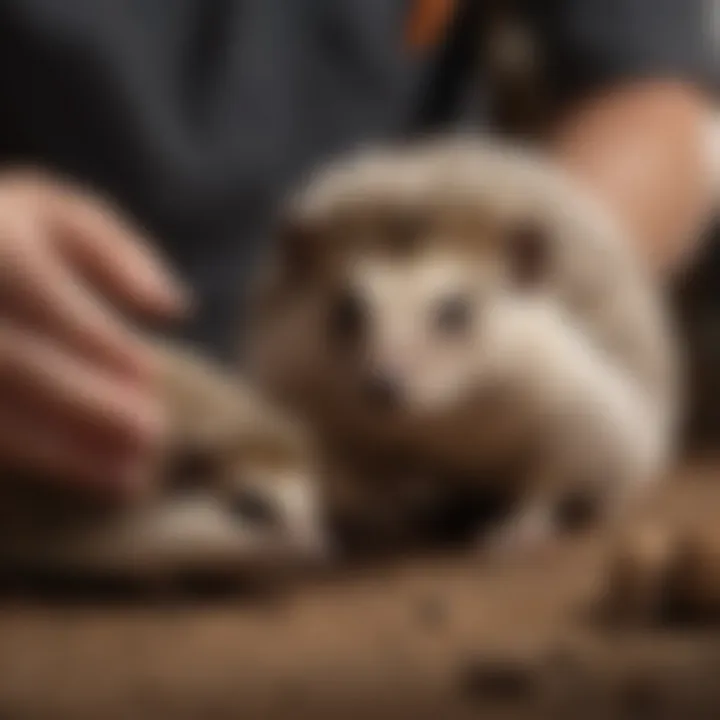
[0,339,330,584]
[245,136,682,556]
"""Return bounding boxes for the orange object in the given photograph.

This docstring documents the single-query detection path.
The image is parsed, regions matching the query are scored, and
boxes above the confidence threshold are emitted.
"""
[404,0,458,53]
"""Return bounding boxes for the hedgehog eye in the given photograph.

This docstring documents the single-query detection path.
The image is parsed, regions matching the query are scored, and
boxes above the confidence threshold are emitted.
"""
[328,289,367,345]
[434,294,473,336]
[230,486,281,529]
[275,215,322,286]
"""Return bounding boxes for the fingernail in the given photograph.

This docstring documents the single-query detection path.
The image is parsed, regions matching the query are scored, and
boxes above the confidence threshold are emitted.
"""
[154,271,195,316]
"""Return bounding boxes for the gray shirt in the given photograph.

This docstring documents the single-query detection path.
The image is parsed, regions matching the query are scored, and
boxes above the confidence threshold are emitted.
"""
[0,0,715,358]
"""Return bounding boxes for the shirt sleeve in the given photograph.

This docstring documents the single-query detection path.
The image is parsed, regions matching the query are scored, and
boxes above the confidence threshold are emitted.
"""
[526,0,719,102]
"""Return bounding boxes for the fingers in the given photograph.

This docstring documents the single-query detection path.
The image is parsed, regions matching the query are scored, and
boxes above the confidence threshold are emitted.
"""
[51,188,192,318]
[0,404,142,491]
[0,170,180,492]
[1,236,156,379]
[0,323,164,486]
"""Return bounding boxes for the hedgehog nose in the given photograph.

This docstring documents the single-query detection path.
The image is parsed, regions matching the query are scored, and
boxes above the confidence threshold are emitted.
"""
[363,371,403,410]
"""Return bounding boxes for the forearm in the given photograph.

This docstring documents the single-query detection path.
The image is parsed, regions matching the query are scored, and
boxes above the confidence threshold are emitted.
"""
[550,81,717,279]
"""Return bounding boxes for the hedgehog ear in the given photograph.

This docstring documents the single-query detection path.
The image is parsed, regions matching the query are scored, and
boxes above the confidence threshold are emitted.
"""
[506,221,551,289]
[274,213,322,286]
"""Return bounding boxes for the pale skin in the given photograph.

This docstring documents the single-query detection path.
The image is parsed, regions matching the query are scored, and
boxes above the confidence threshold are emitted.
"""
[0,80,713,492]
[551,81,716,279]
[0,171,190,490]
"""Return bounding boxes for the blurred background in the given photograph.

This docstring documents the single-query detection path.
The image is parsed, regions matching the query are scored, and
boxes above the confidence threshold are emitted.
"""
[0,1,717,718]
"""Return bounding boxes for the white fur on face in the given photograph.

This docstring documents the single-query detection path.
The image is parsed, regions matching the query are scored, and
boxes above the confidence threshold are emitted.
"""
[343,250,498,413]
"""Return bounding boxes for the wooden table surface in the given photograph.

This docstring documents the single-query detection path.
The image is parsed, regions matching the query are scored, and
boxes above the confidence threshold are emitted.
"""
[1,461,719,720]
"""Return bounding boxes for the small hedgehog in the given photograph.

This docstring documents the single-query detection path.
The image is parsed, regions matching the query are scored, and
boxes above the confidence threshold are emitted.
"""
[0,340,329,583]
[247,136,682,556]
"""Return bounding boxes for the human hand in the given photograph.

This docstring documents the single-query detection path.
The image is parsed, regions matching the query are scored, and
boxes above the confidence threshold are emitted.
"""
[0,169,190,492]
